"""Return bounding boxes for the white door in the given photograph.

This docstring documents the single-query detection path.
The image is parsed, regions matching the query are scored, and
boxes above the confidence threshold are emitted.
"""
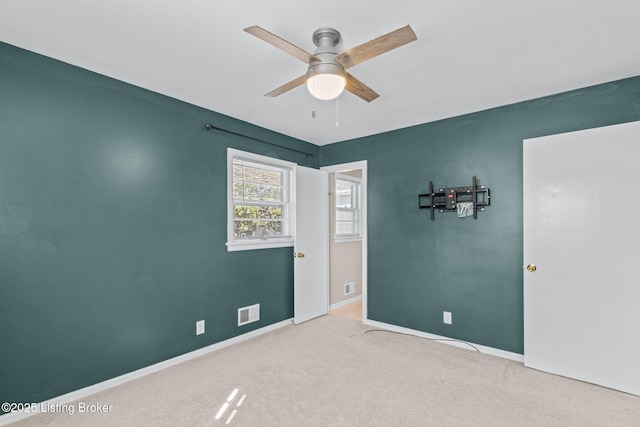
[523,121,640,396]
[294,166,328,324]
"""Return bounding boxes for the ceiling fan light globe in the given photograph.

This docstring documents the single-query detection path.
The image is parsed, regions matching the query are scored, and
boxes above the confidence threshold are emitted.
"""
[306,74,346,100]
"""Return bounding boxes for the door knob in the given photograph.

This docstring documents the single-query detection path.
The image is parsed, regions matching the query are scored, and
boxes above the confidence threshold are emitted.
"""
[294,252,305,258]
[526,264,537,272]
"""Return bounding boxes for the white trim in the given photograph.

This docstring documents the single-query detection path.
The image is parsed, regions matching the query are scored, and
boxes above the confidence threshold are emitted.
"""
[0,319,293,426]
[363,319,524,363]
[333,236,362,243]
[321,161,368,322]
[329,295,362,311]
[226,239,293,252]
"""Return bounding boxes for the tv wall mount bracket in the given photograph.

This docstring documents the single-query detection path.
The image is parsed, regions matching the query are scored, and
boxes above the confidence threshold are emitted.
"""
[418,176,490,220]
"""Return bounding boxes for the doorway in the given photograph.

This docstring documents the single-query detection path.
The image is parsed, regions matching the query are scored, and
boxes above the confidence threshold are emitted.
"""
[321,161,368,322]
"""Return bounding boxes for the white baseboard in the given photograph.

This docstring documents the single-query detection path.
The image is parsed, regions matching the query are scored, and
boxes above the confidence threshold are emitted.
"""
[363,319,524,363]
[329,295,362,311]
[0,318,293,426]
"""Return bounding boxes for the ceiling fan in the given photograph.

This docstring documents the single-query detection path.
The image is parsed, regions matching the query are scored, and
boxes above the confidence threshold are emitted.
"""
[244,24,417,102]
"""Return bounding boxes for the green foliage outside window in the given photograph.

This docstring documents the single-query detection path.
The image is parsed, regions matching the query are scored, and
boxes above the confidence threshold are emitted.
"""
[234,205,283,237]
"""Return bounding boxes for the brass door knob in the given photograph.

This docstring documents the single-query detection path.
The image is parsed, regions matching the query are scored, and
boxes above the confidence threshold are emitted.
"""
[294,252,305,258]
[527,264,537,272]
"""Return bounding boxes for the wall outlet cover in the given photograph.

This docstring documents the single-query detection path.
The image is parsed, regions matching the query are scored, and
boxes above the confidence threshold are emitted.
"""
[196,320,205,335]
[443,311,452,325]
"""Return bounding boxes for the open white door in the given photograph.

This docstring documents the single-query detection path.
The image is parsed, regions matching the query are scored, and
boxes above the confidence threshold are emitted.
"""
[294,166,328,324]
[523,121,640,396]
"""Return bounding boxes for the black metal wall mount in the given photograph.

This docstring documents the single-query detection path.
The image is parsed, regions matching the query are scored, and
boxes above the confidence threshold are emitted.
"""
[418,176,490,220]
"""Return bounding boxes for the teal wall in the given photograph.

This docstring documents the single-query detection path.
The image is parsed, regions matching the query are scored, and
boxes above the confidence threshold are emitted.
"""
[3,38,640,410]
[320,76,640,354]
[0,42,318,408]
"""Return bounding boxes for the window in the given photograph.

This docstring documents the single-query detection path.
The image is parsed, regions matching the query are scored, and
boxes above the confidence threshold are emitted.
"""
[227,149,295,251]
[334,173,361,241]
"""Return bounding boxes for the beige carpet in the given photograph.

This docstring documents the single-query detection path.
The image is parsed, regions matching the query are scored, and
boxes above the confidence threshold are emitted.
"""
[6,315,640,426]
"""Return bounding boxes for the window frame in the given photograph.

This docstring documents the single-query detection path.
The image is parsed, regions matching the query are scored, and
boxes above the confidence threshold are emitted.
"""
[227,148,296,252]
[334,173,362,242]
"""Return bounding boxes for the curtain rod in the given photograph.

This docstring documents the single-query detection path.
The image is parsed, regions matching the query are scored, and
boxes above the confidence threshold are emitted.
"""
[205,123,315,158]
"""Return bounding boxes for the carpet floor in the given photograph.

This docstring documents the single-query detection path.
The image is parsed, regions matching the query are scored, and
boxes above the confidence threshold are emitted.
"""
[7,314,640,426]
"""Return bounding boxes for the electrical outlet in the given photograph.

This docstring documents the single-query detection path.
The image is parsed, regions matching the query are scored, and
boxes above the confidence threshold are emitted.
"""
[443,311,452,325]
[196,320,205,335]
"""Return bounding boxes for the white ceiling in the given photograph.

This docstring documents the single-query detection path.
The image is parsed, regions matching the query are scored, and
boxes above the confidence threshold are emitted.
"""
[2,1,640,145]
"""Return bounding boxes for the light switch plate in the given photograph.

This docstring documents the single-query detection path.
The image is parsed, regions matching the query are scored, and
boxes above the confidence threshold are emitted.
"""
[196,320,205,335]
[443,311,452,325]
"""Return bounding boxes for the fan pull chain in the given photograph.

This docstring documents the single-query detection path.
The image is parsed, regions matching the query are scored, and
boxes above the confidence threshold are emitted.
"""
[335,96,340,129]
[311,75,316,118]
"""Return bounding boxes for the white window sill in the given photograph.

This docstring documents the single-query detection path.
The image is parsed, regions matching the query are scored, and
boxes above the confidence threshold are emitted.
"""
[226,239,294,252]
[333,236,362,243]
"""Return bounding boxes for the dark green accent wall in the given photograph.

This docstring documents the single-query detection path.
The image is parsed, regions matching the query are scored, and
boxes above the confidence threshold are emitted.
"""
[320,76,640,354]
[0,42,318,408]
[2,39,640,410]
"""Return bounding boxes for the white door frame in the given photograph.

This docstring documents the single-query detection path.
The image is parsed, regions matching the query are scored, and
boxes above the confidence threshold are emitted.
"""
[321,160,368,321]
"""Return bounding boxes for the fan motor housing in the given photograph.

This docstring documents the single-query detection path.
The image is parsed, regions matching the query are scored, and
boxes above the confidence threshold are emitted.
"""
[308,28,346,80]
[312,28,341,51]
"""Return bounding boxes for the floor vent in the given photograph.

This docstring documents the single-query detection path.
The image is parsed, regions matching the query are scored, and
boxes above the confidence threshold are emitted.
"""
[238,304,260,326]
[344,282,355,296]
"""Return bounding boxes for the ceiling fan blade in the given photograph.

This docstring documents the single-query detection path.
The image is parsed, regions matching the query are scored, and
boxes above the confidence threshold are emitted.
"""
[244,25,319,64]
[336,25,417,69]
[265,75,307,97]
[345,73,379,102]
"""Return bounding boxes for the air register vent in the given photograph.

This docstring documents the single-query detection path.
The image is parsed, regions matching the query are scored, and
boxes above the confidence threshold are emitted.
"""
[238,304,260,326]
[344,282,355,296]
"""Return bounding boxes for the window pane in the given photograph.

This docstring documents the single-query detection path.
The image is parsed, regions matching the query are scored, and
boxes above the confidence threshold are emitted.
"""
[234,220,283,238]
[234,205,283,220]
[233,181,244,198]
[233,163,244,181]
[336,195,353,209]
[336,209,355,221]
[234,162,284,203]
[242,183,282,202]
[336,181,352,195]
[235,163,283,186]
[336,221,355,235]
